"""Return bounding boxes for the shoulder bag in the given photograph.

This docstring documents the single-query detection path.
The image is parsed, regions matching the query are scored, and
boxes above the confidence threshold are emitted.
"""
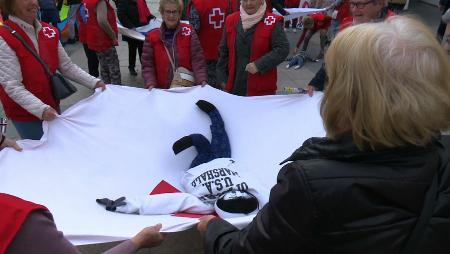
[2,24,77,100]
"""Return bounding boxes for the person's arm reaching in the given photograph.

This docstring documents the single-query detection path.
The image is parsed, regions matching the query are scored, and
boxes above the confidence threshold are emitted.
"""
[6,211,164,254]
[254,21,289,74]
[96,0,117,44]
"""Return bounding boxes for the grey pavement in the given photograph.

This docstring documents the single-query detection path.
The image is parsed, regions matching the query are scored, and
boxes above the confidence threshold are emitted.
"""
[0,1,443,253]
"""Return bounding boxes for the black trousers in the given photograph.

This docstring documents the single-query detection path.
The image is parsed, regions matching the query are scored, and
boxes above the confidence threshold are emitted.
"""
[82,43,99,78]
[127,38,144,69]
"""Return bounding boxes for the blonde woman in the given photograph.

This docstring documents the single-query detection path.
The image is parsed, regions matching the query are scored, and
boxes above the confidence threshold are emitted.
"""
[198,16,450,253]
[141,0,207,89]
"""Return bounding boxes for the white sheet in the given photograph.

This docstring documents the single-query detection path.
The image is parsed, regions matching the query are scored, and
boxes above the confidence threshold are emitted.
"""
[0,85,325,245]
[274,7,327,21]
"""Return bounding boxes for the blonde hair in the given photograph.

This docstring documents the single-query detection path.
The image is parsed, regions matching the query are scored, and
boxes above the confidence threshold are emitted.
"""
[159,0,183,15]
[321,16,450,150]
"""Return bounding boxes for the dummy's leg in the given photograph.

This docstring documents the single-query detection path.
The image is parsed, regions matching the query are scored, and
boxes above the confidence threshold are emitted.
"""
[173,134,213,168]
[196,100,231,159]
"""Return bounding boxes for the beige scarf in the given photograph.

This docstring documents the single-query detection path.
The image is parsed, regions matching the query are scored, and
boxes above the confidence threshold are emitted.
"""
[240,0,266,31]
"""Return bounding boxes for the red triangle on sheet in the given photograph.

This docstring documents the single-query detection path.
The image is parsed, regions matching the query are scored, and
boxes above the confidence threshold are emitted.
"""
[150,180,216,218]
[149,180,182,195]
[173,212,217,218]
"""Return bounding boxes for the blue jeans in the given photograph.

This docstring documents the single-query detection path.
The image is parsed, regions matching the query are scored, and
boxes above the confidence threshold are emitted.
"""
[190,110,231,168]
[12,120,44,140]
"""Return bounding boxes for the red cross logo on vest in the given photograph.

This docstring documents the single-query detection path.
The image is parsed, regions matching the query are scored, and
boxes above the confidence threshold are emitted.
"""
[208,8,225,29]
[42,26,56,38]
[181,26,192,36]
[264,16,276,26]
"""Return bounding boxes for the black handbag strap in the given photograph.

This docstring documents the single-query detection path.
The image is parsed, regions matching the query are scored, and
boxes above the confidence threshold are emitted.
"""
[400,141,449,254]
[1,24,53,77]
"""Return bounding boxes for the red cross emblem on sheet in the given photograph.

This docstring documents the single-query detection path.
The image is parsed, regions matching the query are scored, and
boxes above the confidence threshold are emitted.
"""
[209,8,225,29]
[182,26,192,36]
[264,16,276,26]
[42,26,56,38]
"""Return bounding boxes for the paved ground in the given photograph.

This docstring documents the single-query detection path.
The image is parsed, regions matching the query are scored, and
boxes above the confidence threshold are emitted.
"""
[0,1,443,253]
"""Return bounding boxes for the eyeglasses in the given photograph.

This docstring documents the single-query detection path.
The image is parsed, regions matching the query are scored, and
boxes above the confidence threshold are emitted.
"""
[163,10,180,16]
[349,0,375,9]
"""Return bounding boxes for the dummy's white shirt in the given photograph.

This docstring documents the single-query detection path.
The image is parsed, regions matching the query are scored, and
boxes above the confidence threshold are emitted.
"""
[117,158,261,216]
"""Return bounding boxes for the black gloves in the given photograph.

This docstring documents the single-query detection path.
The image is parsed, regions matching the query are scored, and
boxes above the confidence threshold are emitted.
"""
[96,197,126,211]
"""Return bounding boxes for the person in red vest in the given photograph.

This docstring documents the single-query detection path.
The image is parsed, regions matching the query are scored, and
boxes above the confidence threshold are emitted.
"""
[84,0,121,84]
[0,193,164,253]
[0,0,105,140]
[187,0,233,88]
[294,12,331,59]
[141,0,207,89]
[231,0,290,15]
[216,0,289,96]
[326,0,350,39]
[306,0,395,96]
[116,0,154,76]
[77,3,99,77]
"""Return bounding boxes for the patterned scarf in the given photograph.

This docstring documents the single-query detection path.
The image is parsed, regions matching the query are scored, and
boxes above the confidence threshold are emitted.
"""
[240,0,266,31]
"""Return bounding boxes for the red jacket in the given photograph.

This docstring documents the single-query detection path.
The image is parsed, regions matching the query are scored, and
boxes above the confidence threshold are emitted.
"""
[84,0,118,52]
[146,24,195,88]
[0,193,48,253]
[0,20,60,121]
[225,12,283,96]
[189,0,230,61]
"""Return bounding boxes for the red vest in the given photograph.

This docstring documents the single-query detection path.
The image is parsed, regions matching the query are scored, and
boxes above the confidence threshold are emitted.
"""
[0,20,60,121]
[0,193,48,253]
[311,12,331,30]
[189,0,230,61]
[84,0,118,52]
[225,12,282,96]
[336,0,350,23]
[146,24,194,88]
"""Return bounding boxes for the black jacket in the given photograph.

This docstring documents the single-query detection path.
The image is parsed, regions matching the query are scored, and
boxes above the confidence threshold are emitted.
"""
[116,0,154,28]
[205,135,450,254]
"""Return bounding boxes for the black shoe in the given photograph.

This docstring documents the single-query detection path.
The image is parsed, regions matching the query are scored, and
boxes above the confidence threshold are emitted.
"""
[129,68,137,76]
[172,136,193,155]
[196,100,216,113]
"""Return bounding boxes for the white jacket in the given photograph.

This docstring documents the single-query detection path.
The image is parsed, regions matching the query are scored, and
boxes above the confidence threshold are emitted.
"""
[0,16,100,119]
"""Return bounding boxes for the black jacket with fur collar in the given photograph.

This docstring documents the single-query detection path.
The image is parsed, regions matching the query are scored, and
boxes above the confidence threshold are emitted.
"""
[204,135,450,254]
